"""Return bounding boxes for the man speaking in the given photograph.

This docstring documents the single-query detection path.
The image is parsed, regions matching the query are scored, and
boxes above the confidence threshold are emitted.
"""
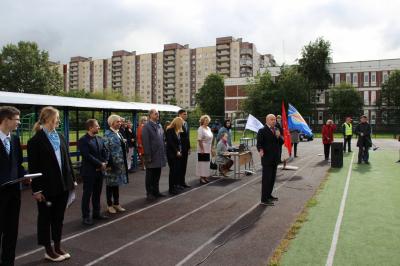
[257,114,284,206]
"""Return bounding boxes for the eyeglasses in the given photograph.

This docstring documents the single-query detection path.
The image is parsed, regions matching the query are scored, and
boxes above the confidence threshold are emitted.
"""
[152,113,159,115]
[8,118,21,122]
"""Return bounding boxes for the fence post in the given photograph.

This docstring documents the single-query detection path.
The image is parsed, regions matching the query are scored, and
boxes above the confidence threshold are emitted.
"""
[233,117,236,142]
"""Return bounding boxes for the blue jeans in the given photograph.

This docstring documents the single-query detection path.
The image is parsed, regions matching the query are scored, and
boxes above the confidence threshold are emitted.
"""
[358,146,369,162]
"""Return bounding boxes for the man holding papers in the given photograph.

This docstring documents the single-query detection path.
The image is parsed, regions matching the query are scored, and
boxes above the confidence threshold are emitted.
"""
[0,106,30,266]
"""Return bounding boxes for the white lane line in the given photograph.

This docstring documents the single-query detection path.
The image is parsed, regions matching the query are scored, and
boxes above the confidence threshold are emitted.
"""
[175,155,319,265]
[326,152,355,266]
[85,175,263,266]
[15,177,224,260]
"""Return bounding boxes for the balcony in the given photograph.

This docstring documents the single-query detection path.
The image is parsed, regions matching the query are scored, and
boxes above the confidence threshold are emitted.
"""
[218,70,230,74]
[164,80,175,84]
[113,62,122,67]
[217,64,230,69]
[113,83,122,88]
[240,61,253,67]
[163,91,175,96]
[164,57,175,61]
[70,63,78,67]
[240,69,252,74]
[217,51,230,56]
[113,73,121,77]
[70,81,78,85]
[164,97,171,101]
[69,86,78,91]
[112,67,122,72]
[217,45,230,50]
[217,58,230,63]
[112,57,122,62]
[240,48,253,55]
[164,51,175,55]
[164,68,175,73]
[113,78,122,82]
[70,76,78,81]
[164,85,175,89]
[113,87,122,92]
[164,74,175,78]
[164,63,175,67]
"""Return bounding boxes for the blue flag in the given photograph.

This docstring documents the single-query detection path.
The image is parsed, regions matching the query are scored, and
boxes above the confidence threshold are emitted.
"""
[288,104,313,137]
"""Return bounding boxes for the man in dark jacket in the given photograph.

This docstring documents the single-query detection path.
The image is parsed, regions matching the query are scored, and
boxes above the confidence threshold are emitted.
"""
[0,106,30,266]
[354,115,372,164]
[276,115,284,163]
[176,109,191,190]
[78,119,110,225]
[257,114,284,206]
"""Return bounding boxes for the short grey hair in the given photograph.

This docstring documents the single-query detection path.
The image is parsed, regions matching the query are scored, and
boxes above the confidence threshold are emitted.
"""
[140,116,147,122]
[148,109,157,116]
[107,114,120,127]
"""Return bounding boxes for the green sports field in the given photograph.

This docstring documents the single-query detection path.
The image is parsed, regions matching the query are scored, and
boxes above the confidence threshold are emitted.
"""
[280,150,400,266]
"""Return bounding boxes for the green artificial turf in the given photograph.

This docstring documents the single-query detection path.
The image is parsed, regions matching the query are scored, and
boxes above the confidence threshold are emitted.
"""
[281,150,400,266]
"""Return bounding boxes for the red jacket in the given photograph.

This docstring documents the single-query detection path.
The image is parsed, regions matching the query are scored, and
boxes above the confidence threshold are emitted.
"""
[322,123,337,144]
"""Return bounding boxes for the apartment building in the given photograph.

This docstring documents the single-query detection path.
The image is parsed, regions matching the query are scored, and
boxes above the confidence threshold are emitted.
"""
[223,58,400,122]
[50,36,275,110]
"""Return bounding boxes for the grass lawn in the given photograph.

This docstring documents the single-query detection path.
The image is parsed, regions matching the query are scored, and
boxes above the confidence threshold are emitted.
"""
[280,150,400,266]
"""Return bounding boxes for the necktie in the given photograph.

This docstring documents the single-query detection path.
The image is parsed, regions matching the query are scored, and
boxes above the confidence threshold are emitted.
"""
[4,137,10,155]
[271,127,275,134]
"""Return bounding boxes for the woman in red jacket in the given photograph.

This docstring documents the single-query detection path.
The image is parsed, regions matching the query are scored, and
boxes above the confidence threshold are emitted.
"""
[322,119,337,160]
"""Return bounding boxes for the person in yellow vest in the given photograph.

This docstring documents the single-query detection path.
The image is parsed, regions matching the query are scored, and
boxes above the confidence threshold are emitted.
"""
[342,117,353,153]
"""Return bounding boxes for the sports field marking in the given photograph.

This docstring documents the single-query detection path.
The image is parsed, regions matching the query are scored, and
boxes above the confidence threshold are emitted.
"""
[85,174,264,266]
[175,155,319,266]
[326,152,355,266]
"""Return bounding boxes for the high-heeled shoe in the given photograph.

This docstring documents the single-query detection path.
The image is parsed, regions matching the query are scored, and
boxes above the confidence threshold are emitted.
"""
[205,179,210,183]
[113,205,126,212]
[107,206,116,214]
[199,179,207,185]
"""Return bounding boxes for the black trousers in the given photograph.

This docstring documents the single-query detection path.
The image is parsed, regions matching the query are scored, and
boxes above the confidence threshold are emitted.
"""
[167,156,180,190]
[37,191,69,246]
[0,186,21,266]
[106,186,119,206]
[145,167,162,195]
[82,175,104,218]
[261,164,278,202]
[278,145,282,162]
[177,151,188,186]
[343,136,352,152]
[324,143,331,159]
[291,143,298,156]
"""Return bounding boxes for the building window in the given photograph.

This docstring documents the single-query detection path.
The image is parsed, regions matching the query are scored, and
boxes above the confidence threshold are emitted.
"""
[318,111,323,124]
[234,49,237,53]
[364,72,369,84]
[364,91,369,105]
[346,73,351,83]
[371,91,376,105]
[192,55,195,59]
[198,65,201,69]
[353,74,358,85]
[371,72,376,84]
[383,72,388,82]
[198,83,201,86]
[335,74,340,85]
[198,60,201,63]
[234,61,237,65]
[234,55,237,59]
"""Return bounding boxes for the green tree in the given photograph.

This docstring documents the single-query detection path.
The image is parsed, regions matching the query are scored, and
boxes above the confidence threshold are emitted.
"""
[0,41,64,94]
[194,73,225,116]
[169,97,177,106]
[326,82,364,118]
[239,71,278,117]
[297,37,333,129]
[377,69,400,117]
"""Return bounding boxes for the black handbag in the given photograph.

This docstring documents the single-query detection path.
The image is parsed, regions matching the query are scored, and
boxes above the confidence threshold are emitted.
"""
[210,161,218,170]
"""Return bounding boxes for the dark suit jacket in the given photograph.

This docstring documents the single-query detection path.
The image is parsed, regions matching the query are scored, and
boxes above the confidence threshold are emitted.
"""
[78,133,110,177]
[165,128,182,158]
[257,126,284,166]
[0,133,24,199]
[119,126,127,140]
[125,126,137,148]
[180,122,190,152]
[354,123,372,147]
[27,129,76,197]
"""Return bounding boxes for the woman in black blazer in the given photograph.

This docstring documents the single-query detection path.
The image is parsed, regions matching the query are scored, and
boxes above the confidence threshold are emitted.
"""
[27,106,77,262]
[125,120,136,173]
[166,117,184,195]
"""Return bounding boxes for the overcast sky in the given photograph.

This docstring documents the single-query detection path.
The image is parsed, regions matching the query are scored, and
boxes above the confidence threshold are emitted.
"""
[1,0,399,66]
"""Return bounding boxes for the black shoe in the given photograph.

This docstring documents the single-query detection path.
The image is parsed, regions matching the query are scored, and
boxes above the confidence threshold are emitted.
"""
[325,158,329,161]
[294,156,299,158]
[182,183,191,188]
[227,169,233,172]
[147,194,156,200]
[169,189,180,195]
[200,180,207,185]
[83,217,93,225]
[93,214,109,220]
[128,168,135,173]
[269,196,278,201]
[348,150,352,152]
[357,161,361,164]
[261,201,274,206]
[175,185,184,190]
[365,162,370,164]
[396,160,400,163]
[154,192,167,198]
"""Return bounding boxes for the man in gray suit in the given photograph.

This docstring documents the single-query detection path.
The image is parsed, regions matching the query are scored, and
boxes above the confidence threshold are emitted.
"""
[141,109,167,200]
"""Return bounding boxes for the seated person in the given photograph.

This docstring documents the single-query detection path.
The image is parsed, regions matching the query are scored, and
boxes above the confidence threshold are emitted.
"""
[216,133,238,176]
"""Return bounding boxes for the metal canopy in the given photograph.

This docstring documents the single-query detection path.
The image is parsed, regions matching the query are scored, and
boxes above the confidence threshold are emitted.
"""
[0,91,181,112]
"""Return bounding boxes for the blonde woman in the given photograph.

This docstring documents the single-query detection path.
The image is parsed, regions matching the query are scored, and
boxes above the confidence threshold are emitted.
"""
[165,117,184,194]
[27,106,77,262]
[137,116,147,170]
[196,115,213,184]
[103,115,128,213]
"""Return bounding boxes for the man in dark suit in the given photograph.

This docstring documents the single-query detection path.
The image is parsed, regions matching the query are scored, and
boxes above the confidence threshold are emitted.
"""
[141,109,167,200]
[276,115,284,164]
[0,106,30,266]
[176,109,191,190]
[257,114,284,206]
[78,119,110,225]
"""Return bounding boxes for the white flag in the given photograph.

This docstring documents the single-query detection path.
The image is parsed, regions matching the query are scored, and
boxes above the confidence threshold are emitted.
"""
[245,114,264,133]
